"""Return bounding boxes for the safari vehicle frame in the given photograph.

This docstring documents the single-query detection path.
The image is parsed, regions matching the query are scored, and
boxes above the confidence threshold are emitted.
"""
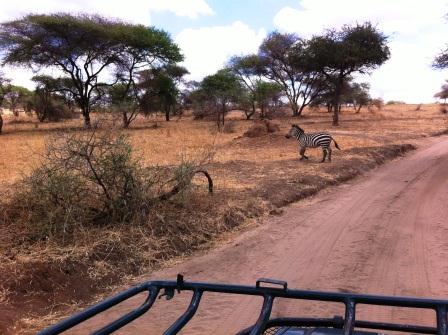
[38,275,448,335]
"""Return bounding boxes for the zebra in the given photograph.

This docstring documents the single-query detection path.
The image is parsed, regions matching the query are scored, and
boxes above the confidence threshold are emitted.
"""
[285,124,340,162]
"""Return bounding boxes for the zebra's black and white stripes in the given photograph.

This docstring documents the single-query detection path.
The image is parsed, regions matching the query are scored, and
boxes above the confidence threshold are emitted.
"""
[285,124,340,162]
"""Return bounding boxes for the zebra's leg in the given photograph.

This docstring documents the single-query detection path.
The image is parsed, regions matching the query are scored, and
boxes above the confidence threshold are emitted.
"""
[321,148,327,163]
[328,147,332,162]
[299,147,307,160]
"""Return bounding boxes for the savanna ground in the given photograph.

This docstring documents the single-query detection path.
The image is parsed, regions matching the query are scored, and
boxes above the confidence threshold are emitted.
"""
[0,104,447,334]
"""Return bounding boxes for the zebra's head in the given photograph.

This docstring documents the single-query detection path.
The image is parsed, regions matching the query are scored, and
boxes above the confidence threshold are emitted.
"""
[285,124,304,139]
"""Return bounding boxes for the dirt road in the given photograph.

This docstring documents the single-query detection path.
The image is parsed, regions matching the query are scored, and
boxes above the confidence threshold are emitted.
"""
[68,136,448,334]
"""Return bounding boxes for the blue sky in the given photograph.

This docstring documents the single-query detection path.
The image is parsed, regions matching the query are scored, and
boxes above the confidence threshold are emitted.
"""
[1,0,448,103]
[151,0,298,35]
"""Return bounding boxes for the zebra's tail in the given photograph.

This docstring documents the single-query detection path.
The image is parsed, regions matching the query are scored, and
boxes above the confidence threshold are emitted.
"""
[332,138,341,150]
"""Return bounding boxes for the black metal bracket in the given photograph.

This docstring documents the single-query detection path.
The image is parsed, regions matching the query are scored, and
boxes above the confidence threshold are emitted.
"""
[176,273,184,292]
[159,287,175,300]
[256,278,288,290]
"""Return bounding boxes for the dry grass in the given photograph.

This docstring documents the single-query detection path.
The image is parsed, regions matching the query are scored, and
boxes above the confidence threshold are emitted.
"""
[0,104,447,334]
[2,104,446,188]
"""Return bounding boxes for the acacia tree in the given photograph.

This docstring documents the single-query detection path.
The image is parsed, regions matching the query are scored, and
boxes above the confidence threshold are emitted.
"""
[137,65,188,122]
[434,81,448,103]
[4,85,31,117]
[228,55,264,119]
[433,30,448,108]
[258,32,323,117]
[310,77,371,114]
[196,69,242,129]
[0,73,11,134]
[345,82,371,113]
[186,81,214,119]
[24,75,76,121]
[308,22,389,125]
[254,81,283,118]
[434,47,448,69]
[0,13,182,128]
[113,27,183,126]
[107,83,139,127]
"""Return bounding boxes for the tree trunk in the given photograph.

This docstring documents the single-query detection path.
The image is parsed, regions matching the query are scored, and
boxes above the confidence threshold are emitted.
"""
[216,104,222,130]
[292,103,299,117]
[81,102,91,128]
[332,75,344,126]
[38,93,50,122]
[245,102,256,120]
[332,103,339,126]
[84,112,91,128]
[165,106,170,121]
[122,112,130,128]
[221,106,225,126]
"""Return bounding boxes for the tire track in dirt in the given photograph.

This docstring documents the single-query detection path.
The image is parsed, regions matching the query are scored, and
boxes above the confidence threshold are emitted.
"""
[65,136,448,335]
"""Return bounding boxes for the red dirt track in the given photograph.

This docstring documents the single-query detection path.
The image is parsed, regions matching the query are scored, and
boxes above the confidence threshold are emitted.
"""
[67,136,448,334]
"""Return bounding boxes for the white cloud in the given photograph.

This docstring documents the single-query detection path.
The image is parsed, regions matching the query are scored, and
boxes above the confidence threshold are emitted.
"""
[273,0,448,102]
[358,40,446,103]
[0,0,214,24]
[273,0,447,37]
[176,21,266,80]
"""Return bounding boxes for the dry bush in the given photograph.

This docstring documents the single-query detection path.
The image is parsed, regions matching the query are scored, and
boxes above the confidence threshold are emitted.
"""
[243,120,280,138]
[222,121,237,133]
[265,120,280,133]
[26,94,74,122]
[6,118,35,125]
[243,123,267,137]
[440,104,448,114]
[3,129,213,241]
[369,98,384,111]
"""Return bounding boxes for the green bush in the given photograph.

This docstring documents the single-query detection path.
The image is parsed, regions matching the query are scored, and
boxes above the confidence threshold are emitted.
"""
[25,92,74,122]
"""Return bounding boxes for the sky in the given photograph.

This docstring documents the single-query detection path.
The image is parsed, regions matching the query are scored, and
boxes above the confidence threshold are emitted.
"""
[1,0,448,103]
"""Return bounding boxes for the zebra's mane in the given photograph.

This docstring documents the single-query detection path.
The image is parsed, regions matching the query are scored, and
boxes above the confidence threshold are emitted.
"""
[292,124,304,133]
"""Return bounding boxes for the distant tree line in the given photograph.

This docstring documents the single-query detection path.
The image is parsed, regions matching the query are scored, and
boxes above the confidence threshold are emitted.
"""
[0,14,391,134]
[187,22,389,127]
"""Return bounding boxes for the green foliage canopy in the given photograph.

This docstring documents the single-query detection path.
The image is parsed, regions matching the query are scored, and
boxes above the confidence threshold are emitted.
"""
[0,13,183,127]
[308,22,389,124]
